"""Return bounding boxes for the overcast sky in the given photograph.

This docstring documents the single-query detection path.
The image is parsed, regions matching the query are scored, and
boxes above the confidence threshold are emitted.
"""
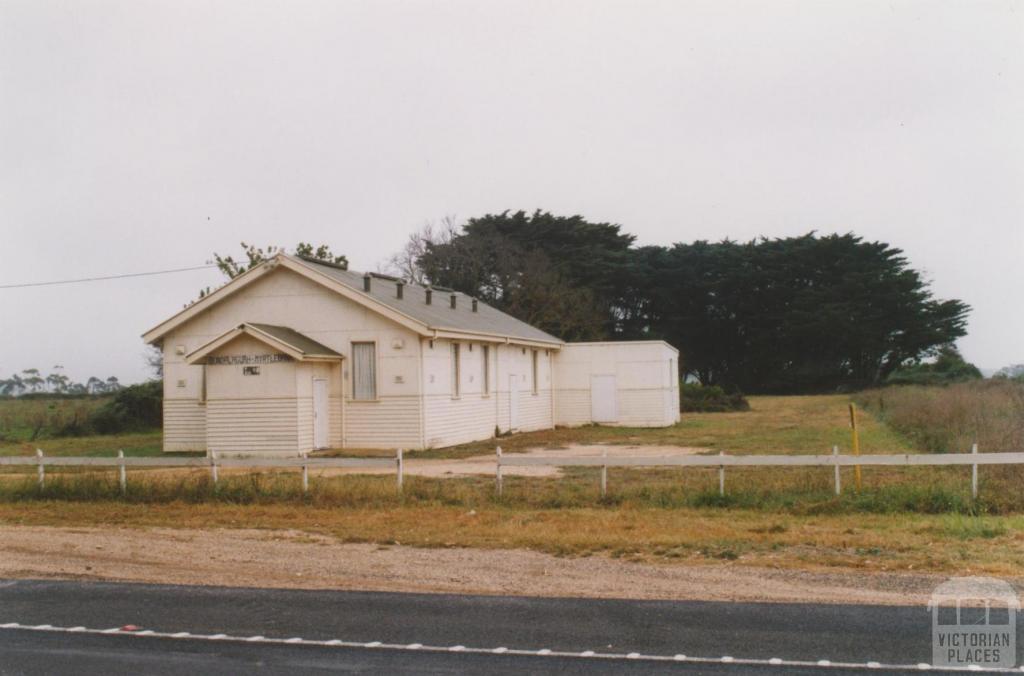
[1,0,1021,385]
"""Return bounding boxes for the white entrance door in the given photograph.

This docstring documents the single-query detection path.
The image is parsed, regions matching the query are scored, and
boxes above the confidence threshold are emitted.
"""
[313,378,329,449]
[591,375,617,423]
[509,374,520,431]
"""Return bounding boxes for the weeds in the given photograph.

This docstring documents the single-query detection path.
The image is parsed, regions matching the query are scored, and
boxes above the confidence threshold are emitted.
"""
[858,380,1024,453]
[2,463,1018,517]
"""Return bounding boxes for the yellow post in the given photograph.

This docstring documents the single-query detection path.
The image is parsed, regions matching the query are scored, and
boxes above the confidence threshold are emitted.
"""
[849,403,862,491]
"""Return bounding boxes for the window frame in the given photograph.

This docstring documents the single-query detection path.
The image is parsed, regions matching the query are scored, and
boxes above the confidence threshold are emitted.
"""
[451,342,461,399]
[351,341,378,401]
[531,349,539,395]
[481,344,490,397]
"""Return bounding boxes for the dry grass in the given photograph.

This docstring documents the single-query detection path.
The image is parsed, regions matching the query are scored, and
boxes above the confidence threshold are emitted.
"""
[858,380,1024,454]
[0,498,1020,576]
[0,392,1019,576]
[329,394,913,459]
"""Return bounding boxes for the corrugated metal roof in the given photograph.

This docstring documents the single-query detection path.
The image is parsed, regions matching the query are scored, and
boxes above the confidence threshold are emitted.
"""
[292,256,563,345]
[247,323,342,358]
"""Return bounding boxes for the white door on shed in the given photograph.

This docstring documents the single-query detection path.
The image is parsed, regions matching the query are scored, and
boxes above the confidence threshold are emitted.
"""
[590,375,617,423]
[509,374,520,430]
[313,378,329,449]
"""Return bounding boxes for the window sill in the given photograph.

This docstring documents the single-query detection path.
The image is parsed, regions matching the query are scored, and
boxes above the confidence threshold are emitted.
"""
[349,398,380,403]
[481,394,491,399]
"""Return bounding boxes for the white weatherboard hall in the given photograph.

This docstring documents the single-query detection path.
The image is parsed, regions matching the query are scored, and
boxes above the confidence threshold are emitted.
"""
[143,254,680,456]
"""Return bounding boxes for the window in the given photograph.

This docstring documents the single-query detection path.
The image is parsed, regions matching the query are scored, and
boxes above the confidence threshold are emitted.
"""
[451,343,461,397]
[531,350,539,394]
[352,342,377,400]
[482,345,490,395]
[199,366,207,403]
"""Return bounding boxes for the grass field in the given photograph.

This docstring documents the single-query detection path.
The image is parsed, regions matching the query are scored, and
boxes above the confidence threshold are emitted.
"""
[0,396,109,444]
[329,394,914,459]
[0,391,1020,575]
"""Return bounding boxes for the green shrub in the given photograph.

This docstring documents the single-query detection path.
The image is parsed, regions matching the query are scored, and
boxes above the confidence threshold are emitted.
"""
[680,383,750,413]
[83,381,162,435]
[886,346,982,386]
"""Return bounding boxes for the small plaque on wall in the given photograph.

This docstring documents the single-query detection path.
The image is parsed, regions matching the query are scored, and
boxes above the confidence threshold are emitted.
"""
[243,366,260,376]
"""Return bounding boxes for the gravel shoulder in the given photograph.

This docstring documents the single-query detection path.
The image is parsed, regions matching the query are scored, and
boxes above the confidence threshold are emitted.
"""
[0,525,1005,607]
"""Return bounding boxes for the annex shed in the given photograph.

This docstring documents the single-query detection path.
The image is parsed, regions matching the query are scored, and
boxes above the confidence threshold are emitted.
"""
[143,253,680,456]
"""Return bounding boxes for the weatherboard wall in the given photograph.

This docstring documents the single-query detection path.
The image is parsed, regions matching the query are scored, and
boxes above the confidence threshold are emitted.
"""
[160,268,424,454]
[157,263,678,455]
[552,341,680,428]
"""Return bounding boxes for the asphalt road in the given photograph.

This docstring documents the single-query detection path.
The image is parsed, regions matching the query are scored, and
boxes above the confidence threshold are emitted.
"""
[0,579,1014,674]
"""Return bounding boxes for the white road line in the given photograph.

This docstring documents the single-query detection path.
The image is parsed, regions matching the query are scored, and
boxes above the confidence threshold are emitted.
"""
[0,621,1016,672]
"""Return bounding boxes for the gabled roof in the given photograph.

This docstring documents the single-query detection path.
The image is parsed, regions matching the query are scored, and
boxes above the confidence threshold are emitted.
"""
[185,323,343,365]
[143,253,564,347]
[295,256,563,345]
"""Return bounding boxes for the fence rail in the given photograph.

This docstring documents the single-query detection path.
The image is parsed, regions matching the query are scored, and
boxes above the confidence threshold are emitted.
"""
[0,449,404,494]
[2,445,1020,502]
[496,444,1020,499]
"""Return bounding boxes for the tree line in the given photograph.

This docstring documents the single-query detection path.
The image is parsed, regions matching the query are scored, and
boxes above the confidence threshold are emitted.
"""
[0,368,122,397]
[212,213,971,395]
[406,211,970,394]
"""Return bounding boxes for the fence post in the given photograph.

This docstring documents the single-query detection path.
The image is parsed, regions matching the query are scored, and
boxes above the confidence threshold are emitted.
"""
[496,446,503,497]
[36,449,44,489]
[210,451,219,486]
[971,443,978,500]
[718,451,725,496]
[833,445,841,496]
[396,449,404,492]
[301,453,309,494]
[118,449,127,496]
[600,448,608,498]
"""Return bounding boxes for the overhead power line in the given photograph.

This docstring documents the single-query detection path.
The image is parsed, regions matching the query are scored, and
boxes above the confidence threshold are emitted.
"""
[0,264,219,289]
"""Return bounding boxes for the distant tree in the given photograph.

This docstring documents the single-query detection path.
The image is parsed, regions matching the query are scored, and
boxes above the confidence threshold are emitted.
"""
[384,216,459,284]
[0,375,24,397]
[199,242,348,301]
[886,346,983,386]
[649,234,971,393]
[21,369,44,393]
[994,364,1024,381]
[85,376,105,395]
[104,376,122,392]
[293,242,348,269]
[416,210,636,339]
[45,372,70,393]
[212,242,284,279]
[145,345,164,379]
[398,217,970,393]
[212,242,348,281]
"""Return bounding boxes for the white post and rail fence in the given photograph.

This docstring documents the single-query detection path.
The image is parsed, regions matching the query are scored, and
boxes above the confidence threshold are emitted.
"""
[0,451,405,496]
[494,445,1019,500]
[0,445,1016,501]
